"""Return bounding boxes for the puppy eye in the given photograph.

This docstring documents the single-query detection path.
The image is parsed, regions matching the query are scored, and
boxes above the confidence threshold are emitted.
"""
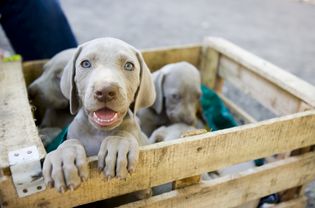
[80,60,91,68]
[171,94,181,100]
[124,62,134,71]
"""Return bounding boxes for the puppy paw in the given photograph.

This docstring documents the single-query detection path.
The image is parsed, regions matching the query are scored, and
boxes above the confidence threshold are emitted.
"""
[98,136,139,179]
[42,139,89,192]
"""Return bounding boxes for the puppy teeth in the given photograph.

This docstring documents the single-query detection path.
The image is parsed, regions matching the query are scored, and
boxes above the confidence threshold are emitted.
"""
[93,112,118,123]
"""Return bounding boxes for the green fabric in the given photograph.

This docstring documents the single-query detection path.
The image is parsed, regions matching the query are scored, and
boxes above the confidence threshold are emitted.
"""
[46,126,69,153]
[200,84,264,166]
[200,84,237,131]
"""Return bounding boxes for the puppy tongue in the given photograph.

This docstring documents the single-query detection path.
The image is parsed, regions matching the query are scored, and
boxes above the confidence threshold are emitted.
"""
[93,108,118,126]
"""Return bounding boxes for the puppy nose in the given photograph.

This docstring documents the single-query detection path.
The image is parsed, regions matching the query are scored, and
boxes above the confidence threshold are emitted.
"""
[94,84,119,102]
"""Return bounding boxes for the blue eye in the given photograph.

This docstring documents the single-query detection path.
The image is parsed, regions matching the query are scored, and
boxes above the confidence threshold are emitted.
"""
[80,60,91,68]
[124,62,134,71]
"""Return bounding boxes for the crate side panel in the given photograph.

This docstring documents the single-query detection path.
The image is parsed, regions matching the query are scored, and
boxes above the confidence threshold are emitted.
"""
[1,111,315,207]
[142,45,201,72]
[205,37,315,108]
[120,153,315,208]
[219,55,312,115]
[0,62,46,169]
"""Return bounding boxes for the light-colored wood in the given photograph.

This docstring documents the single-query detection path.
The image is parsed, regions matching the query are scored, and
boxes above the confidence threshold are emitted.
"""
[214,76,224,93]
[205,37,315,201]
[199,42,220,89]
[1,39,314,207]
[172,175,201,190]
[218,55,313,115]
[270,197,307,208]
[180,129,207,138]
[173,130,207,190]
[205,37,315,109]
[219,94,257,124]
[119,152,315,208]
[0,62,46,170]
[1,111,314,207]
[142,44,201,72]
[22,60,47,86]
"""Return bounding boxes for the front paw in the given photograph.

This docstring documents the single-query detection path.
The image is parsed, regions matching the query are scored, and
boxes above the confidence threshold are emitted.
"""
[42,139,89,192]
[98,136,139,179]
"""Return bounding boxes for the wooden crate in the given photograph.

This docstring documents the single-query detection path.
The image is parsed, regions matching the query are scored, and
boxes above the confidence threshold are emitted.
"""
[1,37,315,208]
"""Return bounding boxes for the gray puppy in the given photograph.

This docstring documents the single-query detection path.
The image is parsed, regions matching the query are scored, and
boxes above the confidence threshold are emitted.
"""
[42,38,155,192]
[137,62,201,136]
[28,49,75,128]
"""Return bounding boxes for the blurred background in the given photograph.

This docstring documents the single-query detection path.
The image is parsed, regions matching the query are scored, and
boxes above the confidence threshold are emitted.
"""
[0,0,314,206]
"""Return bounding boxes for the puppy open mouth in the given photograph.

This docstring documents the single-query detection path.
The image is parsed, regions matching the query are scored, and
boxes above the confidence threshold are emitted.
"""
[92,107,119,127]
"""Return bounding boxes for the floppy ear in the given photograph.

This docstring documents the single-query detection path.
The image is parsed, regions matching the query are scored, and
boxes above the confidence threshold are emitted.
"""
[60,47,82,115]
[151,70,165,114]
[132,51,156,114]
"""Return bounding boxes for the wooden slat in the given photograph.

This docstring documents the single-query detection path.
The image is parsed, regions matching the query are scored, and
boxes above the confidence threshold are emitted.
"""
[219,94,257,124]
[271,197,307,208]
[172,130,207,190]
[142,44,201,72]
[1,111,314,208]
[218,55,313,115]
[120,153,315,208]
[0,62,46,170]
[205,37,315,111]
[199,42,220,89]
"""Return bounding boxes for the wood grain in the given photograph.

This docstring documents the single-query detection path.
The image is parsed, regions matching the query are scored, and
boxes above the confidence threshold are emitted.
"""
[0,62,46,170]
[119,153,315,208]
[142,44,201,72]
[205,37,315,108]
[0,111,314,207]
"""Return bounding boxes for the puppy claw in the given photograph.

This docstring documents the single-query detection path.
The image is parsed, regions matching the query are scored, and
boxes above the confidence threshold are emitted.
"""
[59,186,65,193]
[68,184,74,192]
[81,176,88,182]
[46,181,53,188]
[128,167,135,174]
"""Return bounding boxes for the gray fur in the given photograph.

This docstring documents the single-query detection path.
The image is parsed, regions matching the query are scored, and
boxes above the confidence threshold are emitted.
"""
[137,62,202,136]
[28,49,75,128]
[42,38,155,193]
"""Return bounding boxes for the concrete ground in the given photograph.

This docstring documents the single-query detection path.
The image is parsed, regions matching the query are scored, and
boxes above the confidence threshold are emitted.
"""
[0,0,314,206]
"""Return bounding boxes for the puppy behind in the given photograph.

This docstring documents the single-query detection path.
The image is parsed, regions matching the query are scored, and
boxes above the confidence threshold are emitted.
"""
[28,48,75,128]
[137,62,201,136]
[42,38,155,195]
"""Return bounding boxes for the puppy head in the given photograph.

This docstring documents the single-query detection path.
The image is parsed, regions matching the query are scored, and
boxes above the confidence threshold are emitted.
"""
[152,62,201,125]
[28,49,75,109]
[60,38,155,130]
